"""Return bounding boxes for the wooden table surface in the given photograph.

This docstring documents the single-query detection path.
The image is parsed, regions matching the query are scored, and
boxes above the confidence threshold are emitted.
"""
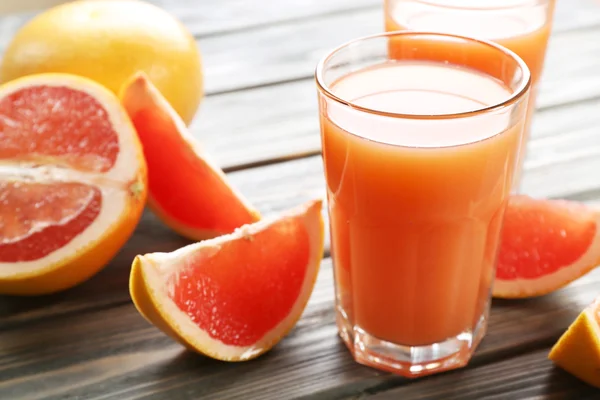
[2,0,600,399]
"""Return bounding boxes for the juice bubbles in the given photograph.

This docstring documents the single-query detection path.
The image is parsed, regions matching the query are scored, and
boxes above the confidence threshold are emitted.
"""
[384,0,556,189]
[316,32,530,377]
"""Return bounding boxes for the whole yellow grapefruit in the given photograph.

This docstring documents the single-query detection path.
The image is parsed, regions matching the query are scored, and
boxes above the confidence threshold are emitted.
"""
[0,0,203,125]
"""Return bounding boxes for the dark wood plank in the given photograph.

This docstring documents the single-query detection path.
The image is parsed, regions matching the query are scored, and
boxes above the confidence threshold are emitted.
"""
[0,211,192,329]
[150,0,377,38]
[363,349,600,400]
[2,259,600,399]
[0,0,377,37]
[538,26,600,109]
[1,0,599,98]
[197,5,600,96]
[550,0,600,34]
[192,21,600,171]
[0,1,599,398]
[192,80,320,171]
[4,105,600,328]
[0,157,324,328]
[159,0,600,39]
[198,8,382,94]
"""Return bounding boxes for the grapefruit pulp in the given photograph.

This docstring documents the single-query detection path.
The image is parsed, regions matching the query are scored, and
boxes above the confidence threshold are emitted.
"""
[0,73,147,295]
[549,296,600,388]
[493,195,600,299]
[130,199,325,361]
[120,73,260,241]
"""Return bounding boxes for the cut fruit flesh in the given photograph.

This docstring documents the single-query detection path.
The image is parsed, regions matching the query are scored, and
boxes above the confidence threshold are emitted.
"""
[130,199,324,361]
[0,85,119,172]
[0,181,101,262]
[120,73,260,241]
[0,73,147,295]
[549,297,600,388]
[493,196,600,299]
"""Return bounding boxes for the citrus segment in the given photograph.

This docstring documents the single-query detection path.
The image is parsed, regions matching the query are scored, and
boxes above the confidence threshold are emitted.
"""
[0,85,119,172]
[170,214,311,347]
[493,196,600,298]
[549,297,600,388]
[0,73,147,295]
[130,199,325,361]
[0,181,101,262]
[120,73,260,241]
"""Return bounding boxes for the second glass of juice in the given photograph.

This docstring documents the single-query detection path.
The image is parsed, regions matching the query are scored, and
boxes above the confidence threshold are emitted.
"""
[316,32,531,377]
[384,0,556,190]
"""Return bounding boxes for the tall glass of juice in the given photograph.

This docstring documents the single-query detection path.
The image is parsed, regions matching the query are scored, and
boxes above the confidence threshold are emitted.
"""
[316,32,531,377]
[384,0,556,190]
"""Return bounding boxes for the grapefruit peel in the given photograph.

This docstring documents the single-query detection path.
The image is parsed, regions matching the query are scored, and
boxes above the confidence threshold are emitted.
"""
[130,199,325,361]
[120,72,260,241]
[493,196,600,299]
[549,296,600,388]
[0,73,147,295]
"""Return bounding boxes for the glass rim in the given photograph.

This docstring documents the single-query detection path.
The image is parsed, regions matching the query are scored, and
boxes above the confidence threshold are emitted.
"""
[395,0,552,11]
[314,31,532,121]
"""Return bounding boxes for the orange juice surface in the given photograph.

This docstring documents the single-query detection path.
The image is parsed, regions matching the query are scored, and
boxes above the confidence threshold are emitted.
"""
[385,0,554,186]
[385,0,553,85]
[321,61,525,346]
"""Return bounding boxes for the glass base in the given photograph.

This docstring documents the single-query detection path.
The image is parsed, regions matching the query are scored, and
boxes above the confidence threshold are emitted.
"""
[336,308,487,378]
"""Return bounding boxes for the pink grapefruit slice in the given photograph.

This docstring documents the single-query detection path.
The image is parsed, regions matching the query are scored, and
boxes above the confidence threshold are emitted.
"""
[130,199,325,361]
[0,73,147,295]
[120,73,260,241]
[493,195,600,299]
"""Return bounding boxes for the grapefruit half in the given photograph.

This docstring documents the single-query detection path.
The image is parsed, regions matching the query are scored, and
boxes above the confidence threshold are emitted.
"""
[120,73,260,241]
[493,195,600,299]
[549,296,600,388]
[130,199,324,361]
[0,73,147,295]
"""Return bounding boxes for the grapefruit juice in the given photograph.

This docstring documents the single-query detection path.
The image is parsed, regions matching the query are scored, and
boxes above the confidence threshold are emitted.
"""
[384,0,556,189]
[316,32,530,377]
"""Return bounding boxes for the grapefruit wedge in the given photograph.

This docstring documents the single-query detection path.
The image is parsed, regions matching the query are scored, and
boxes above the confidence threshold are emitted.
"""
[130,199,324,361]
[120,73,260,241]
[0,73,147,295]
[549,296,600,388]
[493,195,600,299]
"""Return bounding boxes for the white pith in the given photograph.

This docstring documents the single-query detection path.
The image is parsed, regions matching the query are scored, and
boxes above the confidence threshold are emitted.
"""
[0,74,143,277]
[494,210,600,297]
[137,200,324,360]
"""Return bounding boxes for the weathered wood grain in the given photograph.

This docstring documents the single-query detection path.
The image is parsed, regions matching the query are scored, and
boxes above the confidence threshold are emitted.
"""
[0,1,600,399]
[364,349,599,400]
[3,101,600,329]
[195,59,600,173]
[0,0,377,36]
[1,0,599,99]
[538,27,600,109]
[1,260,600,399]
[191,20,600,171]
[151,0,377,38]
[3,0,592,40]
[0,211,192,329]
[198,8,600,96]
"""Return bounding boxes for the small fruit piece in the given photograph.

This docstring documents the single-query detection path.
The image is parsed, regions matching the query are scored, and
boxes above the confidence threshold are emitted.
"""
[120,73,260,241]
[130,199,324,361]
[493,196,600,299]
[0,73,147,295]
[0,0,203,124]
[549,296,600,388]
